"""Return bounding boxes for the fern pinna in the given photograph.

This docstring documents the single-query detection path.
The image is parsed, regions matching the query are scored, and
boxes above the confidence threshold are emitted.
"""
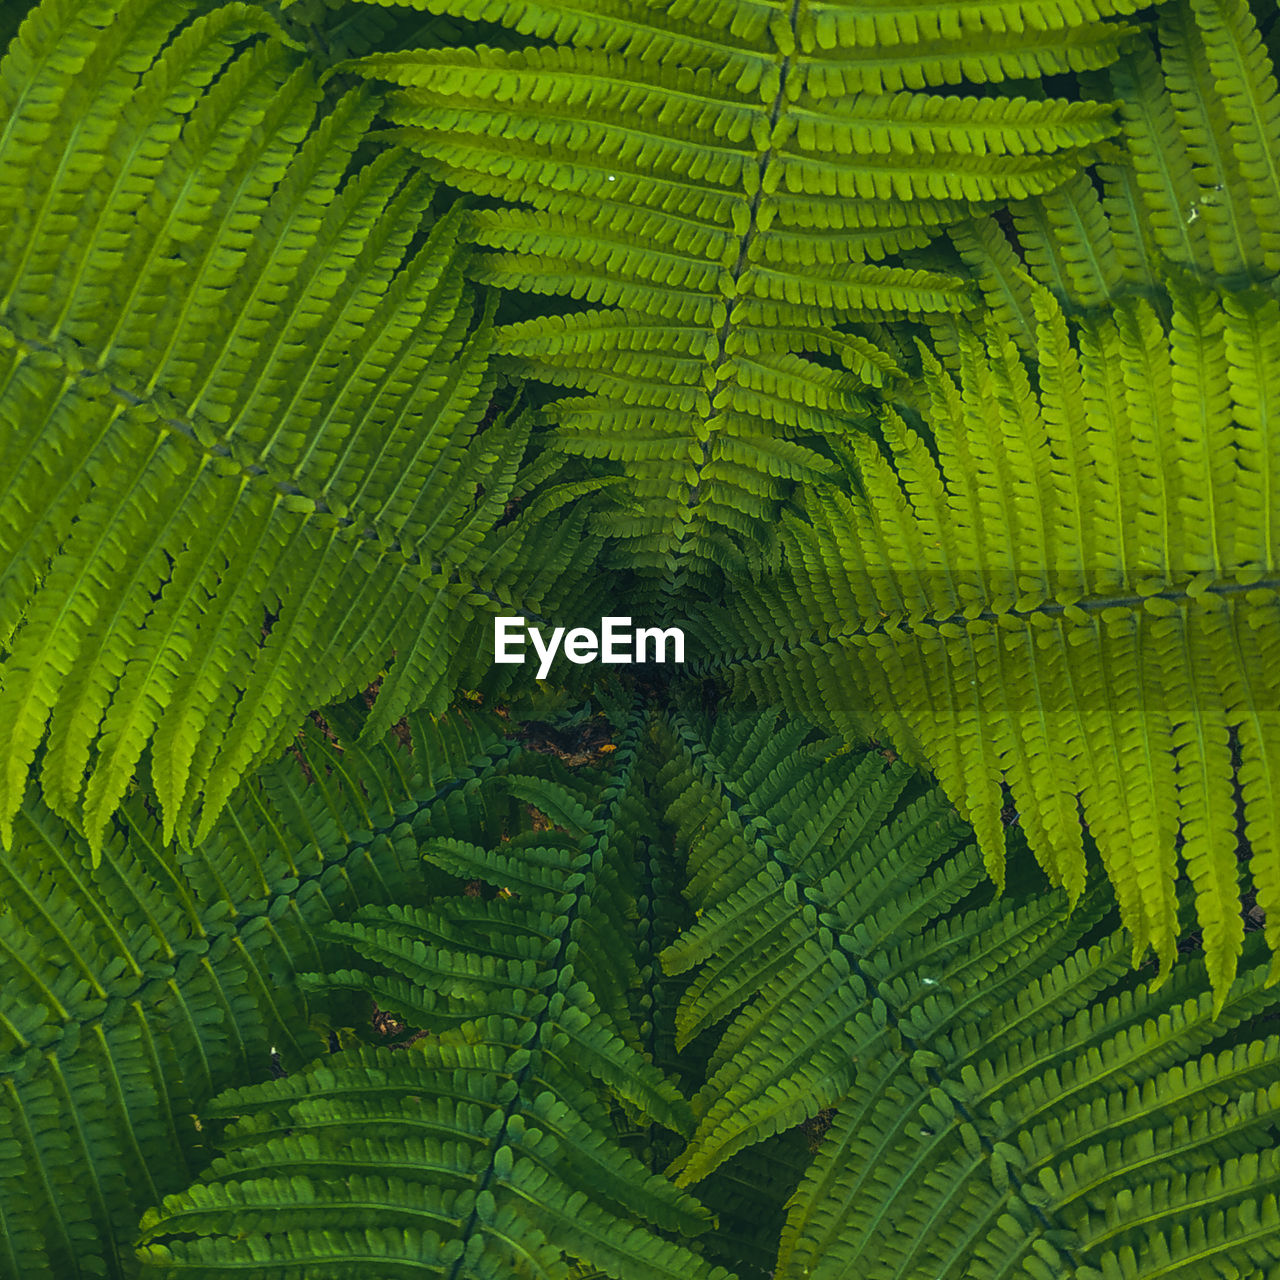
[344,0,1134,584]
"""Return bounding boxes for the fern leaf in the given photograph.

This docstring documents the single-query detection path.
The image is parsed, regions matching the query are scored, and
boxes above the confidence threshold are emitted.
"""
[0,1,596,854]
[660,709,1280,1280]
[713,283,1280,994]
[347,0,1130,580]
[1159,0,1264,278]
[137,709,732,1280]
[941,2,1280,309]
[1186,0,1280,274]
[1009,170,1124,308]
[0,707,520,1280]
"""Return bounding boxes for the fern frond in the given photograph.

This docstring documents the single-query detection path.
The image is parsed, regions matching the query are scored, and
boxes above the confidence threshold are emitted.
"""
[656,708,984,1180]
[137,707,733,1280]
[1104,0,1280,289]
[661,708,1280,1280]
[935,0,1280,315]
[1008,170,1125,309]
[347,0,1132,581]
[712,281,1280,995]
[0,707,520,1280]
[0,0,598,855]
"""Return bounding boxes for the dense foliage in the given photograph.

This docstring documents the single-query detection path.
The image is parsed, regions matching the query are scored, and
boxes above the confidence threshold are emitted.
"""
[1,0,1279,1276]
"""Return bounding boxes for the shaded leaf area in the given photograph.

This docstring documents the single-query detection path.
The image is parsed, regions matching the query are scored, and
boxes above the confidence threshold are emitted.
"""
[137,707,734,1280]
[659,707,1280,1280]
[135,704,1280,1280]
[264,0,521,63]
[0,709,526,1280]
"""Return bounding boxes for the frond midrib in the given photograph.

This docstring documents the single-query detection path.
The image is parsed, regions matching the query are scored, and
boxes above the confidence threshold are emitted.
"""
[1,315,480,581]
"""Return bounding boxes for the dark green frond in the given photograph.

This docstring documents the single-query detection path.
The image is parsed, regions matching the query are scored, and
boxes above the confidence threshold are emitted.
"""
[693,1130,811,1280]
[0,707,519,1280]
[265,0,478,61]
[137,708,734,1280]
[660,708,1280,1280]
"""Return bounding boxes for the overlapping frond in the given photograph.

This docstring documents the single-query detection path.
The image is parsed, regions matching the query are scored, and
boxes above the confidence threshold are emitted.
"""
[0,706,521,1280]
[0,0,602,855]
[655,706,979,1180]
[347,0,1133,582]
[265,0,466,61]
[137,708,733,1280]
[948,0,1280,316]
[661,708,1280,1280]
[710,280,1280,996]
[4,0,1280,1276]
